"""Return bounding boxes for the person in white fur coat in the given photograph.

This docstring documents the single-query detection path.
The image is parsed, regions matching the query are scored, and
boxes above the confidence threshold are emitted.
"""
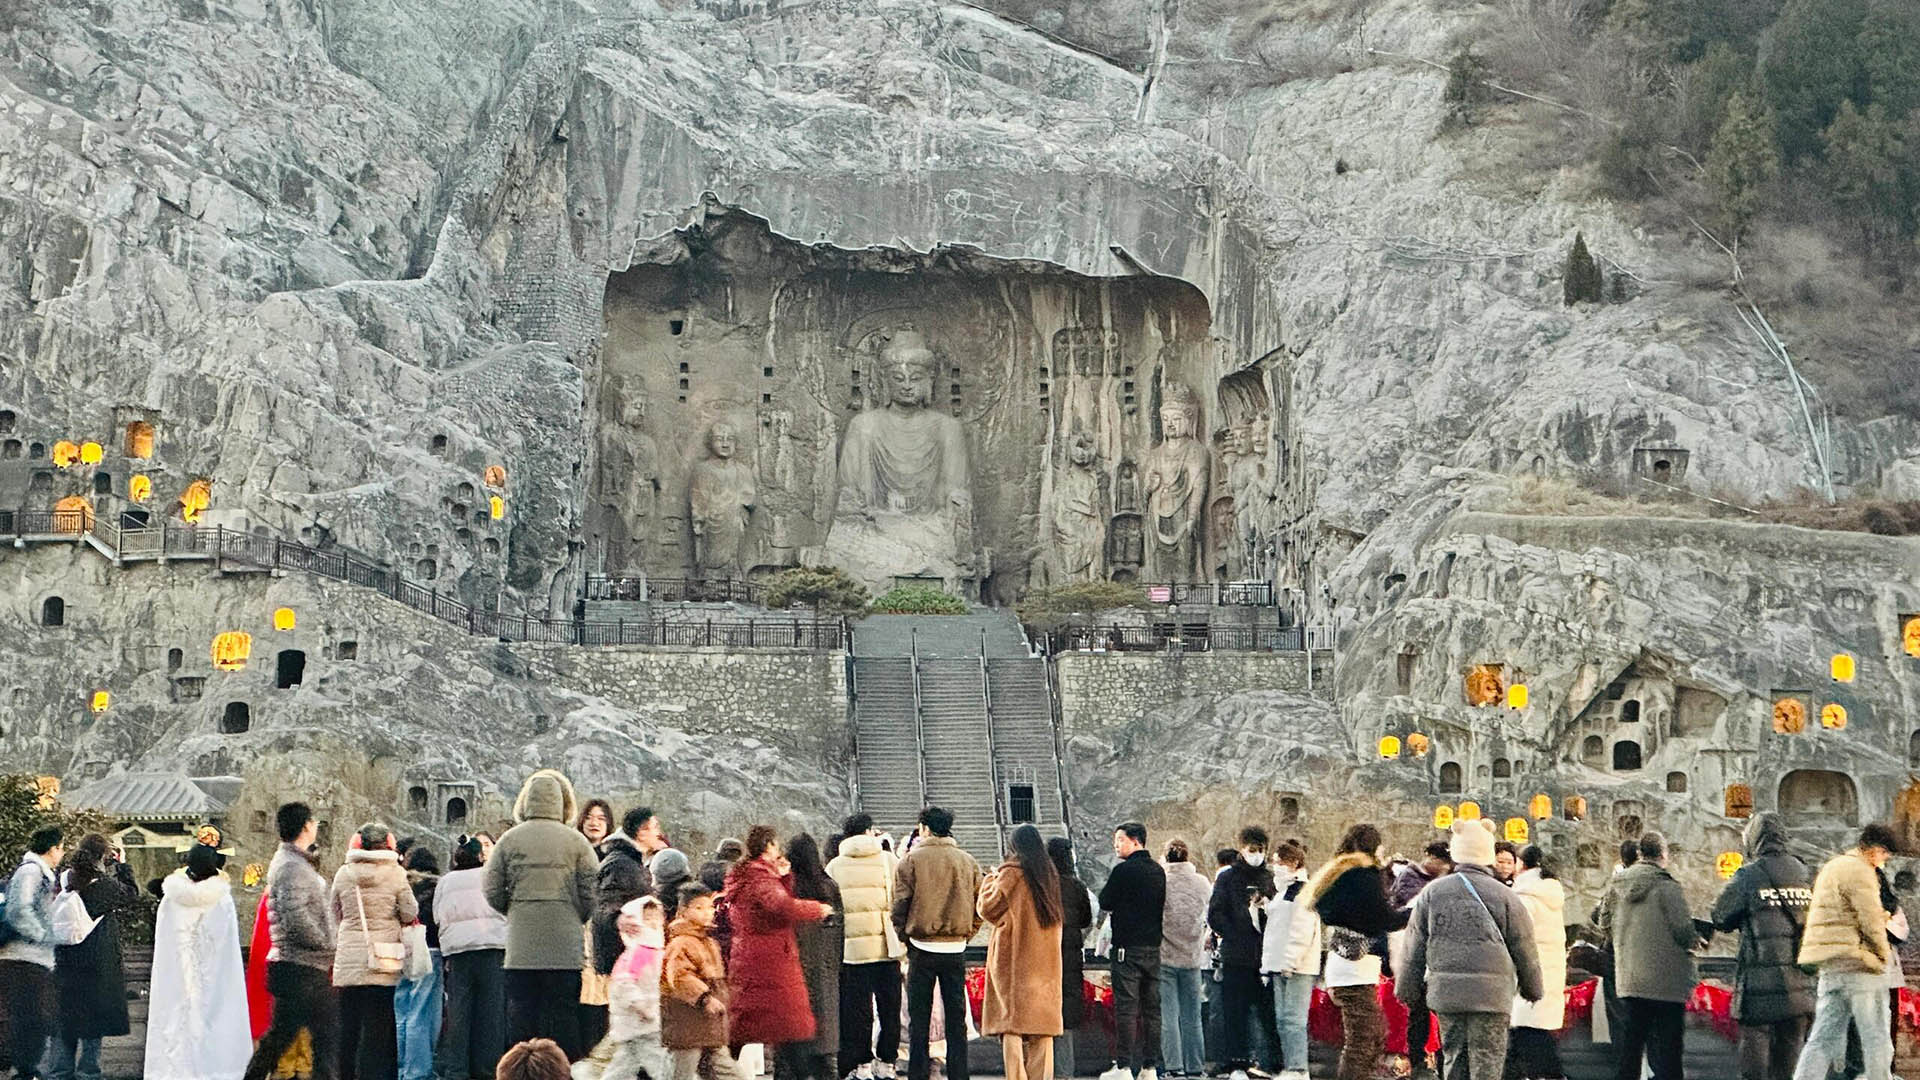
[145,841,251,1080]
[1507,845,1568,1080]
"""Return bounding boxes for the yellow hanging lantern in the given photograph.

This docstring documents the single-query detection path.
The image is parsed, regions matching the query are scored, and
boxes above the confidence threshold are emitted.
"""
[1717,852,1744,879]
[1458,801,1482,822]
[1507,683,1529,709]
[1378,735,1402,760]
[273,607,297,631]
[211,631,252,671]
[1407,732,1431,757]
[90,690,110,713]
[1504,817,1530,844]
[1529,793,1553,820]
[79,441,103,464]
[489,495,505,520]
[128,474,151,502]
[52,440,81,468]
[1433,805,1455,829]
[179,478,212,524]
[484,465,507,488]
[1820,703,1848,730]
[1830,654,1855,682]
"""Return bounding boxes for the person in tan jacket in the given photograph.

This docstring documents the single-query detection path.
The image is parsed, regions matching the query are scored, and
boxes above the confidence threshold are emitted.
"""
[662,884,745,1080]
[1791,824,1897,1080]
[981,825,1064,1080]
[892,807,983,1080]
[827,813,904,1079]
[329,822,419,1080]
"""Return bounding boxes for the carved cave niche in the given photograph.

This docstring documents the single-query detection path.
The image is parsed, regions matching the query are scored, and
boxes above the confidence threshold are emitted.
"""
[1901,615,1920,658]
[1672,686,1726,738]
[1779,769,1859,826]
[1725,783,1753,818]
[1895,782,1920,855]
[1632,447,1690,485]
[1465,664,1506,706]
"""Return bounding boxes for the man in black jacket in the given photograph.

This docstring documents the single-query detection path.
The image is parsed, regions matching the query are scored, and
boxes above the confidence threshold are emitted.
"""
[1100,822,1167,1080]
[1207,825,1278,1080]
[593,806,666,975]
[1711,812,1814,1080]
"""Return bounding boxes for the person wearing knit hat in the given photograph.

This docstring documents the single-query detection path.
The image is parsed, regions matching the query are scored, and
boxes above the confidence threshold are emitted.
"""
[1396,820,1543,1080]
[651,849,693,922]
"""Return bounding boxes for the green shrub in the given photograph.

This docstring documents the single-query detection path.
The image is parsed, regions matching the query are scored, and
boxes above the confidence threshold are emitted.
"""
[0,774,113,871]
[869,585,968,615]
[761,566,870,614]
[1017,582,1151,631]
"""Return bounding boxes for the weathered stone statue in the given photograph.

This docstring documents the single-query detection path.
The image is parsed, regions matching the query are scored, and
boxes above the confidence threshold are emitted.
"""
[1043,433,1106,584]
[599,379,660,570]
[1142,383,1210,579]
[688,420,756,577]
[827,329,976,592]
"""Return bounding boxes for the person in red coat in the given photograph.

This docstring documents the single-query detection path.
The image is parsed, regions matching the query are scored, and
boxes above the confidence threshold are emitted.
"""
[724,825,833,1060]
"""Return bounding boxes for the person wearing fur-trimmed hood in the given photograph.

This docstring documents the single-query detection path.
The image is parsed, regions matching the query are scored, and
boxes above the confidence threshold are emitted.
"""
[486,768,601,1061]
[1307,824,1408,1080]
[146,842,250,1080]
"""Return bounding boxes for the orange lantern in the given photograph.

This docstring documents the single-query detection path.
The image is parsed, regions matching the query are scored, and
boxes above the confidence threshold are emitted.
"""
[1772,697,1807,734]
[488,495,505,520]
[128,474,151,502]
[1504,818,1530,844]
[1458,801,1482,822]
[179,479,211,524]
[1433,805,1455,829]
[79,441,103,464]
[1820,703,1848,730]
[1407,732,1431,757]
[1378,736,1402,760]
[90,690,110,713]
[273,607,296,631]
[1725,784,1754,818]
[53,495,92,533]
[1831,653,1856,683]
[1507,683,1530,709]
[51,440,81,468]
[1529,793,1553,820]
[1717,852,1744,879]
[483,465,507,488]
[211,631,252,671]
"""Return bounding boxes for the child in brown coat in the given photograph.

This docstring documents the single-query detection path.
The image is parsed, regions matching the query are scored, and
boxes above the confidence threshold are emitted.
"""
[662,885,746,1080]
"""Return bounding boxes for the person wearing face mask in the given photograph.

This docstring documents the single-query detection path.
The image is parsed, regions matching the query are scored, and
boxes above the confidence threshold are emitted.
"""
[1207,827,1279,1080]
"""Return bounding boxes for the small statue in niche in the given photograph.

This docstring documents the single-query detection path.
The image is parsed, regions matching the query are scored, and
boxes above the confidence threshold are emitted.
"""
[689,420,756,578]
[1113,458,1141,515]
[1142,383,1210,580]
[1106,514,1144,581]
[1044,433,1107,584]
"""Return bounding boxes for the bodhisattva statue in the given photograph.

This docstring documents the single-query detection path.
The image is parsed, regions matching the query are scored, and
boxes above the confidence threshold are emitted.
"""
[1045,433,1105,584]
[1142,383,1210,580]
[827,329,976,591]
[688,420,756,578]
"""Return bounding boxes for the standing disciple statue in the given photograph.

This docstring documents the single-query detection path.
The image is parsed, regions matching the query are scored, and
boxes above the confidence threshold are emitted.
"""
[1142,384,1209,580]
[689,421,756,577]
[1044,433,1105,584]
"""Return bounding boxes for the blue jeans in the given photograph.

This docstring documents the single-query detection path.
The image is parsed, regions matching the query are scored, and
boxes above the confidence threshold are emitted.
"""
[1271,973,1314,1074]
[395,949,444,1080]
[1159,965,1205,1075]
[1792,970,1890,1080]
[42,1037,101,1080]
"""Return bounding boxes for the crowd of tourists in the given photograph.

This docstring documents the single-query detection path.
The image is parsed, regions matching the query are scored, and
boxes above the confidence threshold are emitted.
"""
[0,768,1913,1080]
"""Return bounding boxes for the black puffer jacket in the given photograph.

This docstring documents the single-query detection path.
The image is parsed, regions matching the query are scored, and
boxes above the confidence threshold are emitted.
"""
[1207,859,1276,968]
[1711,813,1814,1023]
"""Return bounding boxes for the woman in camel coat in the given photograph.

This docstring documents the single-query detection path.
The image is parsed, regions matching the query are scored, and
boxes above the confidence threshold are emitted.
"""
[980,825,1064,1080]
[330,823,419,1080]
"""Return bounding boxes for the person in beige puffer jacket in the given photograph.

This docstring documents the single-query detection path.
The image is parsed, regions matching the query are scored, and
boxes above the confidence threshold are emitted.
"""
[830,814,905,1078]
[329,822,419,1080]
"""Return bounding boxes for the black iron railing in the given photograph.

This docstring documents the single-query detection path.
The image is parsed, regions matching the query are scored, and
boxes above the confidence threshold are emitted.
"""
[584,574,762,604]
[1135,581,1276,606]
[1047,624,1308,653]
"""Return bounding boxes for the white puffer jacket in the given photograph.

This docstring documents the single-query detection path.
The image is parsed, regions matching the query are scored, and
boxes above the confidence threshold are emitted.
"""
[435,866,508,956]
[1510,869,1567,1029]
[1262,870,1322,976]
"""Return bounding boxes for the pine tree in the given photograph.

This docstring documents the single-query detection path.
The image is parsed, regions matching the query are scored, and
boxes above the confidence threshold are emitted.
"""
[1563,233,1604,305]
[1858,0,1920,119]
[1757,0,1868,161]
[1823,100,1908,264]
[1443,47,1488,126]
[1706,91,1782,243]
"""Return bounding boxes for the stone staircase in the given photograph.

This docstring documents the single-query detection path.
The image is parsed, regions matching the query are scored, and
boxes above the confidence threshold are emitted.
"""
[917,657,1001,862]
[852,657,923,839]
[985,658,1066,827]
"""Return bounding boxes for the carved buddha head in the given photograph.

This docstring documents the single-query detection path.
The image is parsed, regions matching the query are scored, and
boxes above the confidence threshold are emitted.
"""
[880,330,937,409]
[708,421,738,460]
[1160,384,1200,441]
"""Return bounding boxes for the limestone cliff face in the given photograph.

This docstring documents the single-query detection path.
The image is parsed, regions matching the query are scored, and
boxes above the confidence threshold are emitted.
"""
[4,0,1919,891]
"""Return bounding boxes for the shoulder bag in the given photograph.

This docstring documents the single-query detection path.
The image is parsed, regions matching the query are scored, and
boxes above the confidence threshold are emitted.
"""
[356,881,407,975]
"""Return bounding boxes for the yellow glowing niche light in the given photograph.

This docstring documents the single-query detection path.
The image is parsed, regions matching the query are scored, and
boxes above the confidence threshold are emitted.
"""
[1821,703,1848,730]
[1562,795,1588,821]
[1830,653,1856,683]
[489,495,505,520]
[128,474,151,502]
[1433,805,1455,829]
[1906,616,1920,658]
[1529,793,1553,820]
[212,631,252,671]
[1725,783,1754,818]
[90,690,110,713]
[179,479,211,524]
[51,440,81,468]
[1504,817,1530,844]
[1717,851,1744,879]
[1378,735,1401,760]
[1458,801,1482,822]
[273,607,297,631]
[483,465,507,488]
[1772,697,1807,734]
[54,495,92,533]
[1507,683,1530,709]
[1407,732,1430,757]
[79,441,103,465]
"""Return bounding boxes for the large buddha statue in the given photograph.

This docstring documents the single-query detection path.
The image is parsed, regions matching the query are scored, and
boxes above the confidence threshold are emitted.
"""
[1142,383,1210,580]
[826,329,976,592]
